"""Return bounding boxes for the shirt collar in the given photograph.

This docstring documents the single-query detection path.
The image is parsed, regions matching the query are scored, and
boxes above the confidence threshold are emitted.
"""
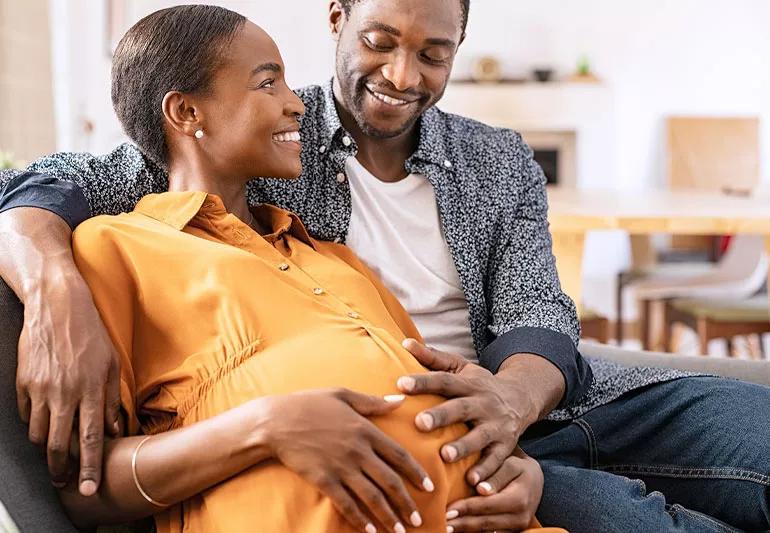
[320,78,454,172]
[135,191,316,249]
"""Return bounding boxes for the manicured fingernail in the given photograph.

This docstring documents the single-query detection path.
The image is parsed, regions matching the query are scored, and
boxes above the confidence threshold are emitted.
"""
[384,394,405,403]
[468,472,480,485]
[478,481,495,494]
[113,420,120,433]
[442,445,458,462]
[80,480,97,496]
[446,526,455,533]
[417,412,434,430]
[402,339,412,348]
[365,523,377,533]
[422,476,435,492]
[394,522,406,533]
[410,511,422,527]
[397,376,416,392]
[446,509,460,520]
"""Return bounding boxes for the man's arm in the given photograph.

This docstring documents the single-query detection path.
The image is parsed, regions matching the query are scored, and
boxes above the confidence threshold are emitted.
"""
[0,144,165,495]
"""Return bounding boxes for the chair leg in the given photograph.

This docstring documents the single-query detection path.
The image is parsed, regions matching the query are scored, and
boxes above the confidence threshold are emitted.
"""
[640,299,651,350]
[662,302,673,353]
[725,337,734,358]
[696,318,710,356]
[616,273,624,345]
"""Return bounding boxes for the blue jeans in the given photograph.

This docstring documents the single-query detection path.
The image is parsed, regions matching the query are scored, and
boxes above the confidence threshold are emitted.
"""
[520,377,770,532]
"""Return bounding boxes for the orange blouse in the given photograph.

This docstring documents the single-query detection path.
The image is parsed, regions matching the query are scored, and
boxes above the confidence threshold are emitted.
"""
[72,191,562,533]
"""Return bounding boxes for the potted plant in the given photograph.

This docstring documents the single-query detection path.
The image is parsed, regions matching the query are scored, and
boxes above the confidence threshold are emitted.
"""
[0,151,21,170]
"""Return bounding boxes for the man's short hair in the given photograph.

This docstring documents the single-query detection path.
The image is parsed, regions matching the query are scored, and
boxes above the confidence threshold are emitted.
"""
[339,0,470,33]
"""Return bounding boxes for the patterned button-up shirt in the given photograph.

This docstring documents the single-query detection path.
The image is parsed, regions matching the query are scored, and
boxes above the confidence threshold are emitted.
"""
[0,80,692,420]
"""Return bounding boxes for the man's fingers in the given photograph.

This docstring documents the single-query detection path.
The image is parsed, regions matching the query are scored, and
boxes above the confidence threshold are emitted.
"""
[401,338,466,372]
[397,371,471,398]
[414,397,481,432]
[363,456,421,528]
[78,392,105,496]
[478,455,526,495]
[447,512,530,532]
[16,384,31,424]
[466,443,516,487]
[27,401,50,447]
[47,408,75,487]
[104,355,122,437]
[371,430,433,493]
[316,476,378,533]
[440,424,507,464]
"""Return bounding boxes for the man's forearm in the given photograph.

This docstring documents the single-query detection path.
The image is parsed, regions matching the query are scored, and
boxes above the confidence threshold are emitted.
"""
[497,353,566,426]
[0,207,80,302]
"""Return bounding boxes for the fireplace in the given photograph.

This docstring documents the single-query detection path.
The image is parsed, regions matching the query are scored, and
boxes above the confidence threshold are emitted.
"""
[521,130,577,187]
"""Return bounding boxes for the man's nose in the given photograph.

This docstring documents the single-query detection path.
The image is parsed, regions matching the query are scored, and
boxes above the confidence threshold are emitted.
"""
[381,52,421,92]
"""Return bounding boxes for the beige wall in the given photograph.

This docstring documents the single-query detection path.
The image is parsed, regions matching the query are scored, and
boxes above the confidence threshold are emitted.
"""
[0,0,55,164]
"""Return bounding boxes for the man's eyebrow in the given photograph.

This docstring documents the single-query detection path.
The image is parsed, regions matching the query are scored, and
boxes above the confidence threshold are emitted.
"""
[250,62,282,76]
[363,22,456,47]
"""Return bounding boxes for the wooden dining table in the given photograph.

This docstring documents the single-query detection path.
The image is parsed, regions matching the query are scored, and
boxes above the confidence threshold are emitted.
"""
[546,187,770,310]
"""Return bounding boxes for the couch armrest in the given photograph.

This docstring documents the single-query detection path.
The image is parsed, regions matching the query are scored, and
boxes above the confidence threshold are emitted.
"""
[579,341,770,386]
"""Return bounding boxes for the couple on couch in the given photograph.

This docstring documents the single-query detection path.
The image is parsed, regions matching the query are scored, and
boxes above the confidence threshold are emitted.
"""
[0,1,769,532]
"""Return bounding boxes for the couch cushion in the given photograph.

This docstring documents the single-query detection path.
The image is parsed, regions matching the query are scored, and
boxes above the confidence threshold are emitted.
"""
[0,279,78,532]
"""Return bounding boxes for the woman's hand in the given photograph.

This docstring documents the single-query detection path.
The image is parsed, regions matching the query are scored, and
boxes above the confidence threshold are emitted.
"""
[265,388,434,533]
[445,448,544,532]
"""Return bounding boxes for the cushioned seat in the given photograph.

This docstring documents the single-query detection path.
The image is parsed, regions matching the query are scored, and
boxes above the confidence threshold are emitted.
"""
[671,296,770,323]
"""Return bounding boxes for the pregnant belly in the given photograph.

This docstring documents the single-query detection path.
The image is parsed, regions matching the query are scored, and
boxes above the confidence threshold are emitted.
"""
[170,325,475,533]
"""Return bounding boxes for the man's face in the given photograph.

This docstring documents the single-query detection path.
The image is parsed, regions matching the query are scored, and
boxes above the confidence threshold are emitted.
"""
[332,0,464,139]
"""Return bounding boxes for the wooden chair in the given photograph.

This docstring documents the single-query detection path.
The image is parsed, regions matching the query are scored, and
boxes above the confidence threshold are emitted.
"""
[663,295,770,357]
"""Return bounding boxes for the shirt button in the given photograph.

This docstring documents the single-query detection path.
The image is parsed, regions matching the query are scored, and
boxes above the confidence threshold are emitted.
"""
[319,145,327,154]
[342,136,352,147]
[347,311,360,319]
[278,263,290,271]
[333,237,343,244]
[313,287,325,295]
[336,173,346,183]
[443,159,452,169]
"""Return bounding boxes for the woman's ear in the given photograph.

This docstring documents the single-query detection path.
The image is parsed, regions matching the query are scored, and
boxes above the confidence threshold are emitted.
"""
[161,91,202,137]
[328,1,345,42]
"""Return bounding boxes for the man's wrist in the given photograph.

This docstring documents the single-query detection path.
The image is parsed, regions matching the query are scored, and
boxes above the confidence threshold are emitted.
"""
[497,353,566,423]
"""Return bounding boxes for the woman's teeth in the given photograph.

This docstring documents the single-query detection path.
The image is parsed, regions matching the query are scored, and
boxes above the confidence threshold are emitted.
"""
[371,90,409,106]
[273,131,301,142]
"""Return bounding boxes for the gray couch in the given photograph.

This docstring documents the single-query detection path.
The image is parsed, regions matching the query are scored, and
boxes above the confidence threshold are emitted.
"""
[2,278,769,531]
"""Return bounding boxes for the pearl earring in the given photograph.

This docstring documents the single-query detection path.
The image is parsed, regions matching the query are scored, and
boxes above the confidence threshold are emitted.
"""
[194,129,204,139]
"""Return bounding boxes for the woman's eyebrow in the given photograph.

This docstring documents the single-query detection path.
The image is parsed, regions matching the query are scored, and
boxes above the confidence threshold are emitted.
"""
[250,62,282,77]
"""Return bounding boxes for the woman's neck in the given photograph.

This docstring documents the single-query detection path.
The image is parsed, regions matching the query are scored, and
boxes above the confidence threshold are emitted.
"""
[166,160,252,224]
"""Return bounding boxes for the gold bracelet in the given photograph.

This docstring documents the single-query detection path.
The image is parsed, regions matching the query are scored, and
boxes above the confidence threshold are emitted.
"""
[131,436,172,507]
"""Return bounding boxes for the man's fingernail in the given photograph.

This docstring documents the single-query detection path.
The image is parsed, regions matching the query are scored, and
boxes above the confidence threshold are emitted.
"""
[417,412,434,430]
[80,480,97,496]
[422,476,435,492]
[384,394,405,403]
[397,376,416,392]
[442,445,458,462]
[394,522,406,533]
[478,481,495,494]
[447,525,455,533]
[468,472,480,485]
[410,511,422,527]
[365,523,377,533]
[446,509,460,520]
[51,480,67,489]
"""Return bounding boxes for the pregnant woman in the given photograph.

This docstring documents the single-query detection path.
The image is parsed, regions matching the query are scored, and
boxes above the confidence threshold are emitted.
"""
[59,5,563,532]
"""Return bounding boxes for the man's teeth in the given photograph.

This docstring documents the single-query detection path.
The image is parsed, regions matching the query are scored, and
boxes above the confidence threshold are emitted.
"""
[371,90,409,106]
[272,131,301,142]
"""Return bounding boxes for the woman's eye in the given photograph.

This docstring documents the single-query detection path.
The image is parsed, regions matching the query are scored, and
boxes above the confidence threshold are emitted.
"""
[256,79,275,89]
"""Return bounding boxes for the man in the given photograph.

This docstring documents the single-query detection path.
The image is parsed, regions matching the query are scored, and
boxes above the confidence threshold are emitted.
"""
[0,0,768,531]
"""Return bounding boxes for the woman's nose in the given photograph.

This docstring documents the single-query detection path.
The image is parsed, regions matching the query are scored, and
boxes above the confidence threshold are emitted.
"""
[286,89,306,119]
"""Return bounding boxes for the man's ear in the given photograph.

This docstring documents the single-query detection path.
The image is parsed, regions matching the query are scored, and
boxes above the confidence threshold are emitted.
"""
[328,1,346,42]
[161,91,202,137]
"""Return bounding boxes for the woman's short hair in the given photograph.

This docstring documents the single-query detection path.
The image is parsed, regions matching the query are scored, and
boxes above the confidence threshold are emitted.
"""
[111,5,247,168]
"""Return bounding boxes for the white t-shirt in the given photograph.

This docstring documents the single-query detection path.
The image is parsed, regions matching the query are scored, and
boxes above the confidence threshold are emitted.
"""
[344,157,478,362]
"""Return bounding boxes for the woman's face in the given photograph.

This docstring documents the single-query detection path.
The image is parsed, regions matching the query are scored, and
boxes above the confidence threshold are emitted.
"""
[193,22,306,180]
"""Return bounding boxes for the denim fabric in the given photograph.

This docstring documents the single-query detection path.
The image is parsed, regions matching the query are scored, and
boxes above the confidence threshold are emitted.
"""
[521,377,770,532]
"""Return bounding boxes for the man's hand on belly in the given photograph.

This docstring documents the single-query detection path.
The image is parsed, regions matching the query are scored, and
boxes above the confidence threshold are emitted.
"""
[397,341,539,493]
[264,388,433,533]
